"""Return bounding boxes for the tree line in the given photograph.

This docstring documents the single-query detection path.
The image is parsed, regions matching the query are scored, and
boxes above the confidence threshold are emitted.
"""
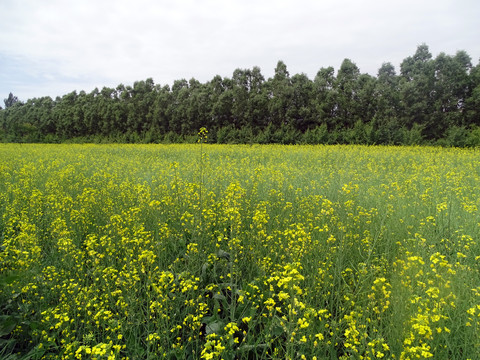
[1,44,480,146]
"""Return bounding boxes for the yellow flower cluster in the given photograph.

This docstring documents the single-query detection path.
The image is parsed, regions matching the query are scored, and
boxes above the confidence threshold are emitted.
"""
[0,143,479,359]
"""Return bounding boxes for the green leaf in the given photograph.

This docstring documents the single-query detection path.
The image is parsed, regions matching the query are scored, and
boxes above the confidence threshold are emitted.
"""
[0,274,20,286]
[21,344,48,360]
[28,321,41,331]
[205,320,224,335]
[2,355,19,360]
[201,262,209,278]
[0,338,14,346]
[271,324,285,337]
[201,315,213,323]
[213,293,226,301]
[237,344,267,353]
[0,316,19,337]
[217,249,230,261]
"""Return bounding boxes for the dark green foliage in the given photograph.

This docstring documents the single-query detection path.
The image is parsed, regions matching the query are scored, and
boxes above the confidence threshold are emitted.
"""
[3,93,20,109]
[0,45,479,146]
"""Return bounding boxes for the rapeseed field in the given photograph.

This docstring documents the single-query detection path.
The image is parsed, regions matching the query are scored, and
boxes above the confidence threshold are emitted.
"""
[0,143,479,359]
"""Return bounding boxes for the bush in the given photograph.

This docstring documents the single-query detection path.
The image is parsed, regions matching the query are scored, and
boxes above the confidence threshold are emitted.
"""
[466,125,480,147]
[402,123,425,146]
[302,124,329,144]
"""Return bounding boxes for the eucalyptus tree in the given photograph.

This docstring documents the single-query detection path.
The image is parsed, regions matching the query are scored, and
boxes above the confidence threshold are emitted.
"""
[125,78,156,134]
[288,72,315,132]
[355,73,377,122]
[230,66,268,131]
[0,44,477,145]
[231,68,251,129]
[53,91,78,138]
[96,87,118,136]
[31,96,55,139]
[430,51,472,135]
[209,75,234,131]
[313,66,336,129]
[246,66,269,131]
[168,79,191,135]
[268,60,293,128]
[152,84,172,135]
[4,92,20,108]
[372,62,403,143]
[399,44,435,137]
[375,62,399,119]
[334,58,361,129]
[465,58,480,125]
[185,78,211,134]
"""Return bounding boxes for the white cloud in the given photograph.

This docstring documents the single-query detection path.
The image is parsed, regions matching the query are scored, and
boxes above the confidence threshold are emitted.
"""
[1,0,479,100]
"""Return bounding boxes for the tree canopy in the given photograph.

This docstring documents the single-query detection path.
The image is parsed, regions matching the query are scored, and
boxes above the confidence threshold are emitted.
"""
[1,44,479,146]
[3,92,20,109]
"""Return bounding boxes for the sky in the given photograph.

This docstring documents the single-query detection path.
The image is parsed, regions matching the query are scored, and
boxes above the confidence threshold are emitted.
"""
[1,0,480,101]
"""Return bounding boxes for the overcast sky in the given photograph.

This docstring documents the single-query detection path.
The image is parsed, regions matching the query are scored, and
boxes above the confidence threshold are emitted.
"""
[1,0,480,101]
